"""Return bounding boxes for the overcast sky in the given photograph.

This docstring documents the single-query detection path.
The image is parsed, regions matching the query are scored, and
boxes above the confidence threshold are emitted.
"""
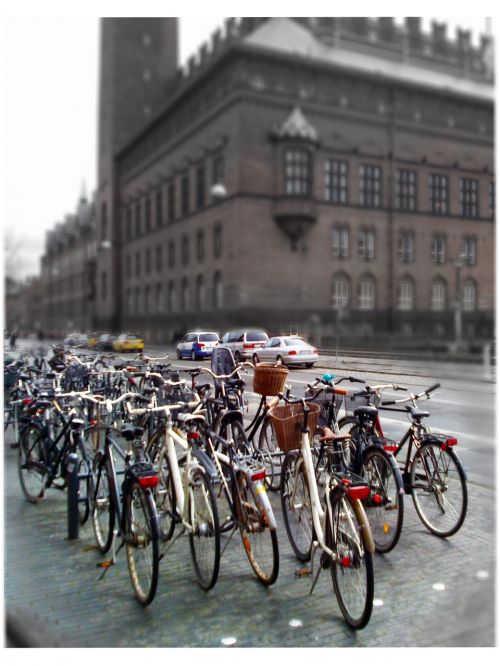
[1,11,494,280]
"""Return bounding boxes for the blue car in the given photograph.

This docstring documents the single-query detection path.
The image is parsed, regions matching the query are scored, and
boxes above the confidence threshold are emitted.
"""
[176,331,219,360]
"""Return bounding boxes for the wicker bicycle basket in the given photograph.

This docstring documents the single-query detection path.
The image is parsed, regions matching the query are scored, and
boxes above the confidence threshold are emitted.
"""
[268,402,320,453]
[253,363,289,396]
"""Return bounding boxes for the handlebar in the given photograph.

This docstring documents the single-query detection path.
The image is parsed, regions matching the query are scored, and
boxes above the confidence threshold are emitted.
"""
[194,362,254,381]
[381,383,441,407]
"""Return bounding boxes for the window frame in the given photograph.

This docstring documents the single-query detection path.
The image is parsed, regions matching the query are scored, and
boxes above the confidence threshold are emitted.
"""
[284,147,312,197]
[359,163,382,208]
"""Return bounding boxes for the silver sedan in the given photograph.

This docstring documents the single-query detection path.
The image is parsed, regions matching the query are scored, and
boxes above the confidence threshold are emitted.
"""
[251,336,318,368]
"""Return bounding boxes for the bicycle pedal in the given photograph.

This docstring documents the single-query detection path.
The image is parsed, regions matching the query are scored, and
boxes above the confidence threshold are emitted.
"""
[295,566,312,578]
[96,559,113,568]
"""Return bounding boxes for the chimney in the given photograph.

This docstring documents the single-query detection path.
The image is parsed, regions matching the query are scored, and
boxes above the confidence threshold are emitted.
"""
[406,17,422,48]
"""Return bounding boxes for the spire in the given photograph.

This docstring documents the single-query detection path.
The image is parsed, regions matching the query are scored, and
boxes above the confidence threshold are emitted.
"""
[272,106,319,143]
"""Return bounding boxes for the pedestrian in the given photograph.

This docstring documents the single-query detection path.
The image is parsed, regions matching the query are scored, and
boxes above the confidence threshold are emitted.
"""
[9,331,17,351]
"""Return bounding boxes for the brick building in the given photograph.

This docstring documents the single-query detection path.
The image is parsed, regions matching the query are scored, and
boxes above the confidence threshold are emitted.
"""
[94,18,497,345]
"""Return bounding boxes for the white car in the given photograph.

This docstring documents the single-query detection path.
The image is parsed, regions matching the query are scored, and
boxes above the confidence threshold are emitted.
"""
[251,336,318,368]
[176,331,219,360]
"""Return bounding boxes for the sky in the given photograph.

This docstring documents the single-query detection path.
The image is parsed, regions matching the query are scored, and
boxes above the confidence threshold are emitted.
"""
[0,8,495,280]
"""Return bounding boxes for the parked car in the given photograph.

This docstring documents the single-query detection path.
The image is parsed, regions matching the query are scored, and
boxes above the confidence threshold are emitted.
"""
[176,331,219,360]
[87,332,100,349]
[220,329,269,362]
[63,333,87,347]
[251,335,318,368]
[112,333,144,353]
[95,333,117,351]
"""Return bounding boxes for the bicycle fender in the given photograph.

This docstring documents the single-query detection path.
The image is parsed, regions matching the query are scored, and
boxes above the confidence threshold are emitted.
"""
[192,447,219,484]
[253,479,277,530]
[220,410,243,428]
[352,499,376,554]
[365,444,405,494]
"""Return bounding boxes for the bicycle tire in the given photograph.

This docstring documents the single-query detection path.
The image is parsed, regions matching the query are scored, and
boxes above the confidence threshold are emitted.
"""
[362,448,404,553]
[237,472,279,585]
[18,423,47,503]
[188,467,221,591]
[125,483,160,606]
[156,447,176,541]
[280,451,313,562]
[258,416,280,491]
[328,492,374,629]
[92,458,115,553]
[410,442,467,537]
[220,420,251,456]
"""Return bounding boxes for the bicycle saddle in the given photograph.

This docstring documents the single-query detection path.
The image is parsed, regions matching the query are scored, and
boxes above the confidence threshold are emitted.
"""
[226,378,245,389]
[319,426,351,443]
[409,407,430,420]
[354,405,378,422]
[120,424,144,441]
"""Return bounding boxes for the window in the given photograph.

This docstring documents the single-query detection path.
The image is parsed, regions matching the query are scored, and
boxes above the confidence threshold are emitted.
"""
[156,190,163,227]
[156,245,162,272]
[125,254,131,277]
[284,148,311,196]
[398,278,414,310]
[101,203,108,241]
[167,280,175,312]
[145,197,152,231]
[213,154,225,185]
[181,235,189,265]
[332,226,349,258]
[462,279,476,311]
[325,159,348,204]
[135,202,142,236]
[358,275,376,310]
[145,285,151,314]
[331,273,350,310]
[196,165,205,210]
[359,164,382,208]
[429,174,448,214]
[460,178,479,218]
[359,229,375,260]
[135,251,141,276]
[398,232,414,263]
[214,224,222,258]
[213,271,223,309]
[462,236,476,266]
[145,248,151,274]
[489,181,495,219]
[181,277,189,311]
[181,175,189,217]
[168,240,175,268]
[395,169,417,211]
[155,283,162,312]
[126,207,132,241]
[431,235,446,264]
[196,230,205,262]
[431,279,446,311]
[168,182,175,222]
[101,271,107,300]
[195,274,205,310]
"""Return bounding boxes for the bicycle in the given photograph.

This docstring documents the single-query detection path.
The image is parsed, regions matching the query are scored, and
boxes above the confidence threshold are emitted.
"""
[90,394,161,605]
[339,383,467,538]
[272,393,375,629]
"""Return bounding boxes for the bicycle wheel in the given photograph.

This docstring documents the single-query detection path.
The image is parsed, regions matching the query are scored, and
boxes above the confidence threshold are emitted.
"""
[125,483,159,606]
[18,424,47,503]
[188,467,220,591]
[280,451,313,562]
[258,416,280,491]
[237,472,279,585]
[362,448,404,553]
[336,416,360,471]
[92,458,115,553]
[411,442,467,537]
[220,420,251,456]
[328,493,374,629]
[156,447,176,541]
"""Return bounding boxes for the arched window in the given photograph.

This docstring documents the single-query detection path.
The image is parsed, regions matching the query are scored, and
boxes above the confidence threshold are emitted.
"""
[431,278,447,311]
[284,148,311,196]
[358,274,376,310]
[462,279,476,311]
[398,277,414,311]
[196,275,205,310]
[332,226,349,258]
[181,277,190,311]
[213,271,223,309]
[331,273,350,310]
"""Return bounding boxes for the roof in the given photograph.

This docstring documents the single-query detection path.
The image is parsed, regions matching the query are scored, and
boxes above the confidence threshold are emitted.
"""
[244,18,494,103]
[273,106,319,142]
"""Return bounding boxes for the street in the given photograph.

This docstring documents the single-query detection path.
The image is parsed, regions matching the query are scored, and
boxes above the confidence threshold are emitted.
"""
[3,342,496,647]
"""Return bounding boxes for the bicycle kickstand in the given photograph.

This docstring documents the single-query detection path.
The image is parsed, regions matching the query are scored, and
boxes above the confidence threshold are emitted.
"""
[97,529,123,579]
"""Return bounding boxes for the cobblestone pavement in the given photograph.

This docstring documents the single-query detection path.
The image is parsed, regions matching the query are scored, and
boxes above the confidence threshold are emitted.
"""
[4,431,495,648]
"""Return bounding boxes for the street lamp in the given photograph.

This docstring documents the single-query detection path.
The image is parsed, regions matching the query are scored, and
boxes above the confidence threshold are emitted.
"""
[210,183,227,201]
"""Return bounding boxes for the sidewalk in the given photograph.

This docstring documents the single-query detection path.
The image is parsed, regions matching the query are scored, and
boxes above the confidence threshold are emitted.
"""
[4,435,495,647]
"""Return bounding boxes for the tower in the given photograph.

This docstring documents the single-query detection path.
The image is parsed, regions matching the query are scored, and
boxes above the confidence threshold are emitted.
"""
[95,17,178,330]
